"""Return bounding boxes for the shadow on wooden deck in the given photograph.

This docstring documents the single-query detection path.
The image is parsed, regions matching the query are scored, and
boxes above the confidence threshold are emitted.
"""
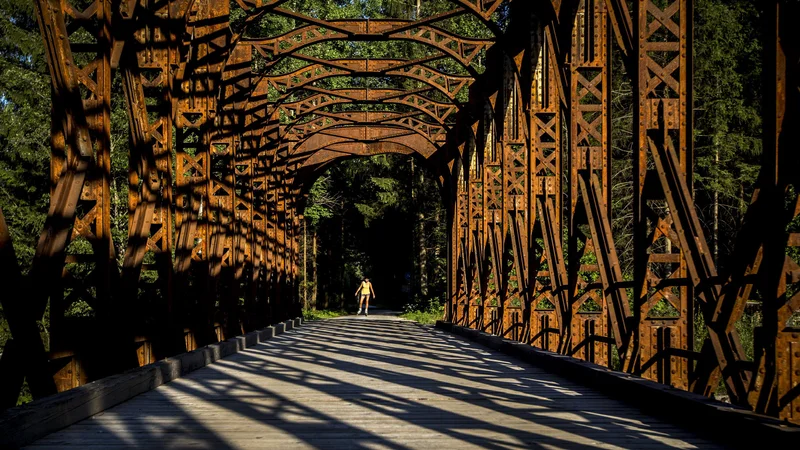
[26,317,723,449]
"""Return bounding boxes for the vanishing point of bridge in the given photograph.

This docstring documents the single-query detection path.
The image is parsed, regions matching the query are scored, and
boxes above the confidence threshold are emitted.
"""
[1,0,800,447]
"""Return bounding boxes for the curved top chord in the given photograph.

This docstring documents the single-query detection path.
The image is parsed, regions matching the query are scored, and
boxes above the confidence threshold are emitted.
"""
[274,88,458,127]
[242,19,492,76]
[285,111,447,141]
[247,57,473,106]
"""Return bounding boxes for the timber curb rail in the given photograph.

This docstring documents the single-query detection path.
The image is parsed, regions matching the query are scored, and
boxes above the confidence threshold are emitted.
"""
[435,321,800,449]
[0,318,303,449]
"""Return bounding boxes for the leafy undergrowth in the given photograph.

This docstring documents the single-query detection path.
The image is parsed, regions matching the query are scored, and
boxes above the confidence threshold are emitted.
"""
[400,304,445,325]
[302,309,348,322]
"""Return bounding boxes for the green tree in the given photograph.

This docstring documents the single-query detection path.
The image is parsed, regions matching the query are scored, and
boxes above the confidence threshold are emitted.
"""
[693,0,762,270]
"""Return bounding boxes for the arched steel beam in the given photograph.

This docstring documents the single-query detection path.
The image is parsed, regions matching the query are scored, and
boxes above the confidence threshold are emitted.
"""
[279,102,450,141]
[261,125,439,188]
[209,0,509,113]
[215,0,506,96]
[301,142,417,168]
[276,87,457,124]
[454,0,508,23]
[234,1,506,42]
[285,140,444,195]
[242,56,473,110]
[243,71,470,162]
[284,112,448,143]
[232,1,512,192]
[288,144,447,198]
[261,87,459,143]
[242,59,472,152]
[289,125,440,160]
[243,20,492,77]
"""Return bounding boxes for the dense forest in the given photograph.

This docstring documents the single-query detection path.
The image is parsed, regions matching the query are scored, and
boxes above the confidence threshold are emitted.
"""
[302,154,447,313]
[0,0,765,363]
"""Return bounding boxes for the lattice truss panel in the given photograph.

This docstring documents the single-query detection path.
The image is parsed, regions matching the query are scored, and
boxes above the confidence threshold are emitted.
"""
[445,0,800,426]
[0,0,795,426]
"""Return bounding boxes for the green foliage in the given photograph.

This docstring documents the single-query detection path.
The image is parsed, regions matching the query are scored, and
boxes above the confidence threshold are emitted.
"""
[693,0,763,268]
[304,175,338,226]
[0,0,52,356]
[303,154,447,311]
[0,0,51,272]
[302,309,348,322]
[400,305,444,325]
[400,295,445,325]
[403,292,444,312]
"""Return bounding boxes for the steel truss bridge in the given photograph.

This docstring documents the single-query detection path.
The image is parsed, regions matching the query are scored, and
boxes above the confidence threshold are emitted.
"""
[0,0,799,445]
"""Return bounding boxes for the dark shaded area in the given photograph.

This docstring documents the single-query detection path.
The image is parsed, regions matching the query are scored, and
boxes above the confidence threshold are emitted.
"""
[306,155,447,311]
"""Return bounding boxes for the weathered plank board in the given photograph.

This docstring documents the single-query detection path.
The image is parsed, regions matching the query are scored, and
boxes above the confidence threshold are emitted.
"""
[24,314,724,449]
[1,320,300,448]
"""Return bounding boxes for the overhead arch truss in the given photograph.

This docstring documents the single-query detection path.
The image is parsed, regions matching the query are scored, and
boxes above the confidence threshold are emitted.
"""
[6,0,798,427]
[244,18,492,75]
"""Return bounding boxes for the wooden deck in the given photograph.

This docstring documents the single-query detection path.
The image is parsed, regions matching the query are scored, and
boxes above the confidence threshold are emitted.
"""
[26,313,722,449]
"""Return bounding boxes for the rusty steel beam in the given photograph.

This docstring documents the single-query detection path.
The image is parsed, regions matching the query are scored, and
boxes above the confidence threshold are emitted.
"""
[118,0,185,358]
[742,0,800,422]
[30,0,117,394]
[285,113,448,144]
[173,0,231,347]
[281,125,441,170]
[631,0,693,390]
[244,19,492,75]
[276,88,459,125]
[528,20,563,353]
[267,1,506,32]
[566,0,612,366]
[252,57,473,102]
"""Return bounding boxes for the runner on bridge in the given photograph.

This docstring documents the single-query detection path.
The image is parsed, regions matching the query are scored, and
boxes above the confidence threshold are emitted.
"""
[355,277,376,316]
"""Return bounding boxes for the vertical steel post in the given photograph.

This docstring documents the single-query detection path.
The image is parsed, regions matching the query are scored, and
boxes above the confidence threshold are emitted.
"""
[633,0,693,389]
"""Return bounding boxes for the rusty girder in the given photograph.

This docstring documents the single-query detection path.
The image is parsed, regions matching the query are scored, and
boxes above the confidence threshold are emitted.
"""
[284,112,448,144]
[291,125,441,159]
[275,88,459,125]
[444,0,800,426]
[4,0,796,428]
[251,57,473,102]
[244,19,492,75]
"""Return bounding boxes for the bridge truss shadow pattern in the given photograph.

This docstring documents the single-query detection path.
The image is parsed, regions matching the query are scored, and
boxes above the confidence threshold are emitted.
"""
[28,317,720,449]
[0,0,798,429]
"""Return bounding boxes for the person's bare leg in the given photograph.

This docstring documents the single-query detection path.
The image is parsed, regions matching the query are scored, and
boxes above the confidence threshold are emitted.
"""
[364,297,369,316]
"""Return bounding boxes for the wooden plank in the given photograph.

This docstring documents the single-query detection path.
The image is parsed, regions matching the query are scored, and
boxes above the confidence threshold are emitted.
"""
[23,316,728,449]
[0,319,303,448]
[437,321,800,448]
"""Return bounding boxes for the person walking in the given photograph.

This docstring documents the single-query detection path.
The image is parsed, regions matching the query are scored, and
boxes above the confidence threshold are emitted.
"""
[355,278,375,316]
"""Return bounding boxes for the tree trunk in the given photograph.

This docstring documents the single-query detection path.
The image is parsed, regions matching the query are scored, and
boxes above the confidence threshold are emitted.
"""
[713,147,719,265]
[417,165,428,296]
[303,219,307,310]
[340,199,345,308]
[419,211,427,296]
[312,231,318,309]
